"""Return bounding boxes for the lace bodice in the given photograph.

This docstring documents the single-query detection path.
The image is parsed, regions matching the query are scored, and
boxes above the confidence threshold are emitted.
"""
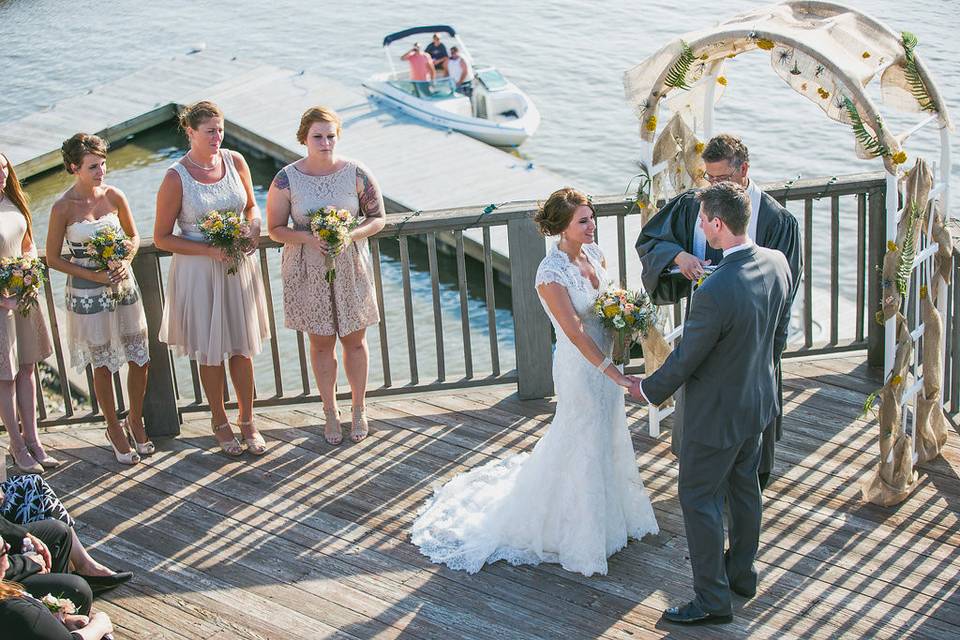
[535,242,611,352]
[285,160,361,229]
[169,151,246,236]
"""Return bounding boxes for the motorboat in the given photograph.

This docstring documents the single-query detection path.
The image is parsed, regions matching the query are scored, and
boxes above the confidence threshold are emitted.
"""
[362,25,540,147]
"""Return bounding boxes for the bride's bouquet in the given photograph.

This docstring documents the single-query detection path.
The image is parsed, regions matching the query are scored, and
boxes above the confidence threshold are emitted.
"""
[593,286,657,365]
[0,256,46,316]
[198,209,252,275]
[307,206,360,283]
[84,226,131,302]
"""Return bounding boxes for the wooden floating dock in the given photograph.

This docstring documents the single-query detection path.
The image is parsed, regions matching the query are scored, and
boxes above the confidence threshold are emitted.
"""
[32,353,960,639]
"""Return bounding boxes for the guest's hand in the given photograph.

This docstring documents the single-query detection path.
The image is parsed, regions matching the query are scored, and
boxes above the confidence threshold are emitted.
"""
[121,239,136,260]
[24,552,49,573]
[88,611,114,638]
[674,251,711,280]
[0,296,17,311]
[107,265,127,284]
[63,614,90,631]
[26,533,51,572]
[627,378,647,403]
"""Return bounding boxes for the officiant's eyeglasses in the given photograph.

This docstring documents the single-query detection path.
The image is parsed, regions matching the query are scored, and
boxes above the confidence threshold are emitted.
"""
[703,167,741,183]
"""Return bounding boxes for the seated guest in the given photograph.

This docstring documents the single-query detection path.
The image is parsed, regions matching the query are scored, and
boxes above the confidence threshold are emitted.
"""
[425,33,449,74]
[1,471,132,593]
[447,47,472,95]
[0,543,115,640]
[1,513,93,615]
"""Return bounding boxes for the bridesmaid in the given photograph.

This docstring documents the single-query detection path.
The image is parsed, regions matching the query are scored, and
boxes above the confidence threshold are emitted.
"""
[0,153,55,474]
[155,101,270,456]
[46,134,153,465]
[266,106,384,445]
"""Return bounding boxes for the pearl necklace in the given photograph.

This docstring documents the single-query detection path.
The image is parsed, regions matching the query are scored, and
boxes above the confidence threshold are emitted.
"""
[184,152,218,171]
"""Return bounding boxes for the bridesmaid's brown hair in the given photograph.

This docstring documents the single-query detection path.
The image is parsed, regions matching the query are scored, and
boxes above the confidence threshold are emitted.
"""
[61,133,108,174]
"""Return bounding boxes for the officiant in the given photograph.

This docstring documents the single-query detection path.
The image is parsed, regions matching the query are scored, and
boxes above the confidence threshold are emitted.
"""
[636,134,802,489]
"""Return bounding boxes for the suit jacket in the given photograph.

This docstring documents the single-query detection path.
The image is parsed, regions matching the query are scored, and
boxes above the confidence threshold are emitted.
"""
[642,245,792,449]
[636,189,802,305]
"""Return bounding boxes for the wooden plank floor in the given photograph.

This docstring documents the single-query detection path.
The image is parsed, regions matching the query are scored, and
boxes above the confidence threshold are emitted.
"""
[16,353,959,639]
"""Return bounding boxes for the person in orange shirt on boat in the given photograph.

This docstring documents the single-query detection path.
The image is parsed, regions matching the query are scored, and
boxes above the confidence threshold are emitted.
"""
[401,43,435,85]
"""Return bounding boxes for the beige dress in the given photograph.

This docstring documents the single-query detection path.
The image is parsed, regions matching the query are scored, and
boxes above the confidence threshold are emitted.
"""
[0,198,53,380]
[64,214,149,373]
[158,150,270,365]
[280,160,380,336]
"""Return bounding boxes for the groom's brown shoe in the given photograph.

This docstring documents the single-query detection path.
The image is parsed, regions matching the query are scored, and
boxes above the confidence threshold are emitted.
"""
[662,601,733,625]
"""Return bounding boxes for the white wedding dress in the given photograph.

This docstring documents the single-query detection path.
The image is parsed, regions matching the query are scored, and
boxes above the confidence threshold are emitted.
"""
[411,242,658,576]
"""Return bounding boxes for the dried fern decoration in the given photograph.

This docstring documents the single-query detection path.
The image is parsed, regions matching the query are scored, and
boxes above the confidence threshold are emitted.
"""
[664,41,695,90]
[843,96,890,158]
[901,32,936,112]
[896,201,921,297]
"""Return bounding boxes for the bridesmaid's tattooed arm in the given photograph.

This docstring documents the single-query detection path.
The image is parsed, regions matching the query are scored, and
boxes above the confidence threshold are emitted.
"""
[357,166,385,218]
[272,168,290,191]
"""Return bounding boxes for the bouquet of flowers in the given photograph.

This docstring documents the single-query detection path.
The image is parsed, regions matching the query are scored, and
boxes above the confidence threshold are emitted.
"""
[307,206,360,283]
[593,286,657,365]
[84,226,131,302]
[197,210,252,275]
[0,256,46,316]
[41,593,76,622]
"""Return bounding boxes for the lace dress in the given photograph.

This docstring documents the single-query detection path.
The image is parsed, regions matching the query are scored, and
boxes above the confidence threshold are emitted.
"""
[159,150,270,365]
[411,242,659,576]
[279,160,379,337]
[0,198,52,380]
[64,214,149,373]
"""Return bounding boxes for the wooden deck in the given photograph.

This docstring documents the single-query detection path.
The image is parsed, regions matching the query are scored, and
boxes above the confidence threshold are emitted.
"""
[23,353,960,639]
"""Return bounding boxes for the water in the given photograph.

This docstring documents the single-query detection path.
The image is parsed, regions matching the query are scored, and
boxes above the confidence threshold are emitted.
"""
[3,0,959,390]
[2,0,957,194]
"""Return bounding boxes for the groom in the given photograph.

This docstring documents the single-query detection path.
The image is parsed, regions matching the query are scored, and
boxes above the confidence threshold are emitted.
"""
[630,182,791,625]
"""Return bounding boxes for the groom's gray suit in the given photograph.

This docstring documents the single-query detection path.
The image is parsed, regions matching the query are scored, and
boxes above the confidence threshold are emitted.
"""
[642,243,791,615]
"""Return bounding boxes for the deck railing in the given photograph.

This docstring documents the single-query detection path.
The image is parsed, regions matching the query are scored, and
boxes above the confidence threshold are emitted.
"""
[28,172,960,436]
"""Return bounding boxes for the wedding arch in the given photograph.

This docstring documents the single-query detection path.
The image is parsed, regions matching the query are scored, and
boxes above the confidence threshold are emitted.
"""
[622,1,953,506]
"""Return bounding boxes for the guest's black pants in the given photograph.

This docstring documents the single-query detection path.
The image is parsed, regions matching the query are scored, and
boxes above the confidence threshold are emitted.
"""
[6,518,93,615]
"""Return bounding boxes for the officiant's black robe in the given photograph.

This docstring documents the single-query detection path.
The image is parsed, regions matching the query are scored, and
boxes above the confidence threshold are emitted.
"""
[635,189,802,479]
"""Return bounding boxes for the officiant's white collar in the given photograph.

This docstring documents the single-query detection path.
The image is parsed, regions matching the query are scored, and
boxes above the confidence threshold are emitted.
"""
[723,239,754,258]
[746,179,762,241]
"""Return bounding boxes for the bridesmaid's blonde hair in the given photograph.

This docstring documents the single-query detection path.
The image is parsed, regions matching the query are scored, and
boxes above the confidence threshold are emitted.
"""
[297,106,342,143]
[178,100,224,132]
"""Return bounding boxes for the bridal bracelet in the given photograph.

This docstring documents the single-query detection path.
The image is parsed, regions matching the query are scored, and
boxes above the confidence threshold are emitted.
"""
[596,356,612,373]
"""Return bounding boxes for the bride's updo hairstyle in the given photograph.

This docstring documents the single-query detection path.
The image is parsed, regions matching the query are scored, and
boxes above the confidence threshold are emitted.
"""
[534,187,594,237]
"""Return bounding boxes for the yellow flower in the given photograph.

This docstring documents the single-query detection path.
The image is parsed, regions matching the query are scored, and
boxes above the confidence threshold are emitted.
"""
[817,87,830,99]
[756,38,775,50]
[603,304,619,319]
[920,284,928,299]
[644,115,657,132]
[102,246,114,258]
[700,53,709,61]
[624,315,636,325]
[716,76,728,86]
[9,276,22,288]
[891,374,903,386]
[862,51,871,59]
[891,150,908,165]
[695,141,705,154]
[887,240,898,252]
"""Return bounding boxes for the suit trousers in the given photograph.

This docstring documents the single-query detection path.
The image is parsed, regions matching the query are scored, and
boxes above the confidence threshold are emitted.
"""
[678,433,762,615]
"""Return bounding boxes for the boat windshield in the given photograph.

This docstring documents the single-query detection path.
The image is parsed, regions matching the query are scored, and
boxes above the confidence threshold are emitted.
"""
[475,68,508,92]
[388,78,457,100]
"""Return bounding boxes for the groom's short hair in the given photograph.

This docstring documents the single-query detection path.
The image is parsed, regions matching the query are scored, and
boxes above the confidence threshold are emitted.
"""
[698,182,750,235]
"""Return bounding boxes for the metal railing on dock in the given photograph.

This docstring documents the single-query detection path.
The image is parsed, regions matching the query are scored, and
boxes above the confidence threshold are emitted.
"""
[29,173,960,436]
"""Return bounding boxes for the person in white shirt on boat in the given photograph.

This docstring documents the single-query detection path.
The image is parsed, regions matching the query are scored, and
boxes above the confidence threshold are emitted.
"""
[447,46,472,95]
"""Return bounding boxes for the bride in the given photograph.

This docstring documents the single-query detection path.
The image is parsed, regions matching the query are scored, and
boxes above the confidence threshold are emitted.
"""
[411,188,658,577]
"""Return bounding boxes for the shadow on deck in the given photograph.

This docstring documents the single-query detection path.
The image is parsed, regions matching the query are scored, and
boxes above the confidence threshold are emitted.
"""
[19,353,960,639]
